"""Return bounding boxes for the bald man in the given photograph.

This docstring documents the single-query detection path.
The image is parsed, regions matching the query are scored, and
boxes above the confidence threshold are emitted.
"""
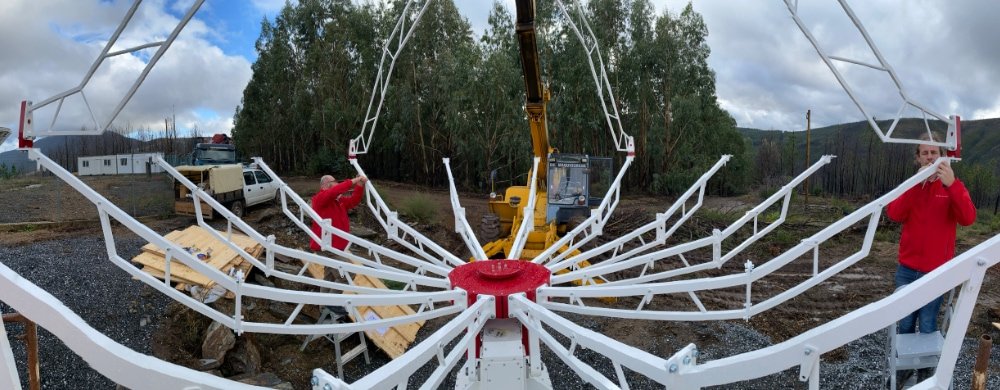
[309,174,367,253]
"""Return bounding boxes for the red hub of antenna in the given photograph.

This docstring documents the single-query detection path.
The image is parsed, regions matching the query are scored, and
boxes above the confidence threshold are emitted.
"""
[449,260,550,318]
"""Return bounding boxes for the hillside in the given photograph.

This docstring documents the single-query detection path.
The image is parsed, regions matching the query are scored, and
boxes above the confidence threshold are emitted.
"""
[739,117,1000,169]
[0,133,200,173]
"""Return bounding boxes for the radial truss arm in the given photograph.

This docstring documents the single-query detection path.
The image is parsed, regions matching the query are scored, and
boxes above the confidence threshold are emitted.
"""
[349,0,434,157]
[348,159,466,267]
[509,157,542,260]
[554,0,634,153]
[551,155,834,284]
[783,0,958,151]
[541,158,949,322]
[252,158,458,275]
[28,150,461,336]
[19,0,205,146]
[509,294,671,388]
[443,158,489,260]
[661,233,1000,388]
[543,155,731,272]
[531,155,636,266]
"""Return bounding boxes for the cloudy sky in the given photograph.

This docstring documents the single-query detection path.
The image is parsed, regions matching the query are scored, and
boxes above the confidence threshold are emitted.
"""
[2,0,998,153]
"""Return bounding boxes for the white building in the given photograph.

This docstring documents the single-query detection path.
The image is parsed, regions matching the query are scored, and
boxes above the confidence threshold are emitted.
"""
[78,153,165,176]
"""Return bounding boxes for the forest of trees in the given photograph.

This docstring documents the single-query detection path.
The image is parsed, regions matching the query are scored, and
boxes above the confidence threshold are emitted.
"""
[231,0,998,211]
[232,0,750,195]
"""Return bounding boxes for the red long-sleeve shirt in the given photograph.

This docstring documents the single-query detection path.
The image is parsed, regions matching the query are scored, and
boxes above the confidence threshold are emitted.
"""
[309,180,364,251]
[886,179,976,273]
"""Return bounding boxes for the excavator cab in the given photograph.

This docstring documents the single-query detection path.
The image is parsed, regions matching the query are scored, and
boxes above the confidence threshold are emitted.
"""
[546,154,612,225]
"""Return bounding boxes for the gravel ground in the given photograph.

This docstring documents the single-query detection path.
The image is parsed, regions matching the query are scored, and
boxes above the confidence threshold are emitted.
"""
[1,235,171,389]
[2,233,999,389]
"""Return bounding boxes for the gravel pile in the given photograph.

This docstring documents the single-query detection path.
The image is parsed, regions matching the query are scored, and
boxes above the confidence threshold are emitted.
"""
[2,234,999,389]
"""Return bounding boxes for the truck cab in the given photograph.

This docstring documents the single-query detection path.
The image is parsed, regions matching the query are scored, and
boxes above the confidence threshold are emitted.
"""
[241,167,279,209]
[192,143,237,166]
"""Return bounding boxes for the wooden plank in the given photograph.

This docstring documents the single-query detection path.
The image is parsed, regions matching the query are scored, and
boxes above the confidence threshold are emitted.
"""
[140,230,185,253]
[993,322,1000,331]
[174,200,213,217]
[134,225,263,297]
[143,226,262,272]
[133,252,213,286]
[347,273,425,359]
[140,266,199,286]
[304,261,325,280]
[299,252,426,359]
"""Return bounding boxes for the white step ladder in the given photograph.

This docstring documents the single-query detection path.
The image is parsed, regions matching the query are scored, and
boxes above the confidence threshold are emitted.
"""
[301,306,371,379]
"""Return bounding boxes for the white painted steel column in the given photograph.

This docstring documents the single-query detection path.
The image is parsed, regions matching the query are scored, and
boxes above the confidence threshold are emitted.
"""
[0,313,21,390]
[510,157,542,260]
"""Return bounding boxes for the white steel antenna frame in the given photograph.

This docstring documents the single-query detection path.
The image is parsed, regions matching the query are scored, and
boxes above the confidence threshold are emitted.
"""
[554,0,634,154]
[443,158,489,260]
[508,231,1000,388]
[158,157,450,290]
[537,154,724,270]
[18,0,205,144]
[349,0,433,157]
[252,157,458,274]
[25,149,464,336]
[348,159,466,267]
[784,0,958,150]
[531,155,637,266]
[540,158,948,322]
[549,155,833,278]
[509,157,542,260]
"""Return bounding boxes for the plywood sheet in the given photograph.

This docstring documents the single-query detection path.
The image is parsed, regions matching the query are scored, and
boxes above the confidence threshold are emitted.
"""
[133,225,261,291]
[347,273,424,359]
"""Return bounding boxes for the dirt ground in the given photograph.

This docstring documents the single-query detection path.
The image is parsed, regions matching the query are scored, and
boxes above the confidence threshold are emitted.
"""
[1,172,999,388]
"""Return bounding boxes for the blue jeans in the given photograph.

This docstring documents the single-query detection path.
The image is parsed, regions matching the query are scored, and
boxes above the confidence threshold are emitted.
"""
[895,264,944,334]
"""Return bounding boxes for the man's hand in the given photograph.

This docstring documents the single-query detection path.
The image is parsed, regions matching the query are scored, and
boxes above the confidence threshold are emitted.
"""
[921,162,939,183]
[352,176,368,185]
[937,161,955,186]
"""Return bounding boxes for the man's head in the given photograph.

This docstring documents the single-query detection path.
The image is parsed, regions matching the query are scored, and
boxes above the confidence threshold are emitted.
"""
[915,133,945,166]
[320,175,336,190]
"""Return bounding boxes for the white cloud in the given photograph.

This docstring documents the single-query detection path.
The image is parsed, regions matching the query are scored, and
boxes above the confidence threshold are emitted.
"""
[251,0,291,15]
[0,0,251,152]
[647,1,1000,131]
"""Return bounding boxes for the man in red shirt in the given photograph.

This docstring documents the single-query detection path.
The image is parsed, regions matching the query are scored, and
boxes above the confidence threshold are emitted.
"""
[887,141,976,335]
[310,174,367,253]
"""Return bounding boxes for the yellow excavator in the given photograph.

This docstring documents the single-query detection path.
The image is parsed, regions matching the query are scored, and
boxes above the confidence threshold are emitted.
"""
[480,0,613,268]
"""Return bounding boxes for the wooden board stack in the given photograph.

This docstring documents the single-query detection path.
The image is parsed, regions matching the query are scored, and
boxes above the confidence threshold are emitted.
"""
[133,225,262,295]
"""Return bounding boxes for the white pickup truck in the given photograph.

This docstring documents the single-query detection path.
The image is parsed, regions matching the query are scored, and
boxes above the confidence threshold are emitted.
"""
[173,165,279,218]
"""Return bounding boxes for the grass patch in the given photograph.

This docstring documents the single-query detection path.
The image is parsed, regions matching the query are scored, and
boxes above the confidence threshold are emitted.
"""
[762,210,782,224]
[768,229,798,246]
[398,193,437,224]
[698,208,737,225]
[874,228,897,243]
[381,279,407,290]
[16,223,38,232]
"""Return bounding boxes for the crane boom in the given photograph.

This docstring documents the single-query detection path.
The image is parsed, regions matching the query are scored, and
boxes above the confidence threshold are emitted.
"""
[514,0,551,186]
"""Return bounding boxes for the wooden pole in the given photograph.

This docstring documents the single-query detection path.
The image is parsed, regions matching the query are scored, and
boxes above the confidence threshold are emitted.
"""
[972,334,992,390]
[2,313,40,390]
[804,110,811,207]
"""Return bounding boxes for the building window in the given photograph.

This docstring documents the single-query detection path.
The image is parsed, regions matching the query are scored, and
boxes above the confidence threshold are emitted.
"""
[120,158,128,166]
[82,161,89,168]
[104,159,111,166]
